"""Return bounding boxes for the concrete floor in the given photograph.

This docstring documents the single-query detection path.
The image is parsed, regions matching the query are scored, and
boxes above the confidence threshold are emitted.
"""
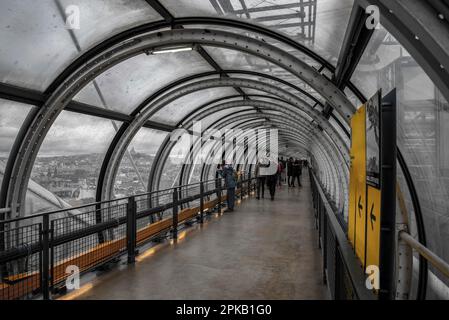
[72,174,328,300]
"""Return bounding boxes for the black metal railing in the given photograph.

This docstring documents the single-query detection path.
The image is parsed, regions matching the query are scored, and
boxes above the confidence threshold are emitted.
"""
[0,175,256,300]
[309,169,376,300]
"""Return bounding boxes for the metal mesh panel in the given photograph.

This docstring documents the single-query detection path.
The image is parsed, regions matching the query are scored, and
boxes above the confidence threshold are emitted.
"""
[180,183,201,209]
[326,218,336,299]
[0,223,42,300]
[0,177,254,299]
[336,247,357,300]
[135,189,173,226]
[50,202,127,287]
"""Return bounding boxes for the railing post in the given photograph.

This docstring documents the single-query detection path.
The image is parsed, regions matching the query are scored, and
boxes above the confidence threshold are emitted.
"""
[126,196,137,264]
[217,178,222,213]
[200,182,204,224]
[172,187,178,239]
[240,176,244,201]
[247,173,251,197]
[50,220,55,293]
[41,213,50,300]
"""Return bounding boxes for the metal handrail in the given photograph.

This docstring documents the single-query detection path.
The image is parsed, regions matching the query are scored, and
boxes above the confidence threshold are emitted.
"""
[311,168,449,299]
[309,169,375,300]
[0,177,256,300]
[0,178,224,225]
[399,231,449,279]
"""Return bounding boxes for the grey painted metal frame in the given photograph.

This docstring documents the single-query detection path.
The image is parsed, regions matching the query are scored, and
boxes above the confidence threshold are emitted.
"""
[145,81,350,196]
[175,100,348,190]
[173,111,348,212]
[5,28,356,217]
[356,0,449,103]
[106,76,351,201]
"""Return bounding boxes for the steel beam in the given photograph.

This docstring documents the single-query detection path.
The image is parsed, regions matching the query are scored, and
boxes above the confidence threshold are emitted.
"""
[324,3,374,118]
[0,82,177,131]
[232,2,313,15]
[356,0,449,104]
[165,110,347,202]
[105,77,350,202]
[3,19,361,217]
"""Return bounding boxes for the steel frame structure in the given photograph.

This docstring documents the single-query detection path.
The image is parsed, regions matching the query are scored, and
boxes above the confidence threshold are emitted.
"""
[1,2,446,298]
[169,111,348,213]
[4,28,357,219]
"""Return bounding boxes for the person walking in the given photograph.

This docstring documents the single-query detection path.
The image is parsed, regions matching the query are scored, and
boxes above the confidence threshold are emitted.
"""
[287,157,294,187]
[219,161,236,212]
[255,160,266,200]
[277,158,284,187]
[280,157,287,184]
[265,160,279,201]
[293,159,303,187]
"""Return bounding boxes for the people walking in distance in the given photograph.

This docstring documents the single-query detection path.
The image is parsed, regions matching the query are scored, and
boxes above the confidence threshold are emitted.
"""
[293,159,303,187]
[279,157,287,184]
[277,158,284,187]
[255,159,266,200]
[265,159,280,201]
[218,160,236,212]
[287,157,294,187]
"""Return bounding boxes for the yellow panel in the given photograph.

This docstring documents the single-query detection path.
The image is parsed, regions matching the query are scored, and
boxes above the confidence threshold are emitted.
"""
[348,153,356,246]
[348,105,367,266]
[366,185,381,269]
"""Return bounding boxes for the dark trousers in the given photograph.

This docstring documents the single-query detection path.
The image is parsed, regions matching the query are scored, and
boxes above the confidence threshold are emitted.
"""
[288,176,294,187]
[294,175,302,186]
[257,177,265,198]
[267,181,276,199]
[227,187,235,210]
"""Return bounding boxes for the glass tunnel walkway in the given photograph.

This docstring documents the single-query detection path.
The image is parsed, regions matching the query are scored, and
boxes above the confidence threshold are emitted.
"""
[1,0,449,301]
[63,175,326,300]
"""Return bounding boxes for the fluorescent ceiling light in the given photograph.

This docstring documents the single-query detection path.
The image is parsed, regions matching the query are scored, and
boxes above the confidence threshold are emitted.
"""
[151,46,193,54]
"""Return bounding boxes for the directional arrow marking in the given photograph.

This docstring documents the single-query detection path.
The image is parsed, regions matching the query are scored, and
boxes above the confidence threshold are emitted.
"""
[358,195,363,218]
[370,203,376,230]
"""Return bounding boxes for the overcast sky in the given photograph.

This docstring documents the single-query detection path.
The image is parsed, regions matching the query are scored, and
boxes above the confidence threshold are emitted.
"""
[1,103,167,158]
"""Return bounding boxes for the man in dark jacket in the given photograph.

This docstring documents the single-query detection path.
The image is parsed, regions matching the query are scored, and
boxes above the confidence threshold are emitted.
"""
[287,157,294,187]
[266,161,278,201]
[218,161,236,212]
[293,159,303,187]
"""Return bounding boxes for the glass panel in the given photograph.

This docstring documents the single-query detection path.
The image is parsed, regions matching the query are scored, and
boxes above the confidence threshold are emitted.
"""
[197,107,253,129]
[0,0,77,90]
[58,0,161,50]
[29,112,118,210]
[228,72,318,106]
[352,25,449,297]
[204,46,324,104]
[161,0,354,65]
[149,87,237,125]
[114,128,168,197]
[187,23,323,69]
[159,134,191,190]
[24,178,71,216]
[0,99,34,194]
[0,0,161,91]
[329,117,349,147]
[75,51,213,114]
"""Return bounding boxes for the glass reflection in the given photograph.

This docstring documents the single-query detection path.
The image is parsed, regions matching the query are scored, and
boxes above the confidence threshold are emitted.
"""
[29,112,117,210]
[352,24,449,298]
[114,128,168,197]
